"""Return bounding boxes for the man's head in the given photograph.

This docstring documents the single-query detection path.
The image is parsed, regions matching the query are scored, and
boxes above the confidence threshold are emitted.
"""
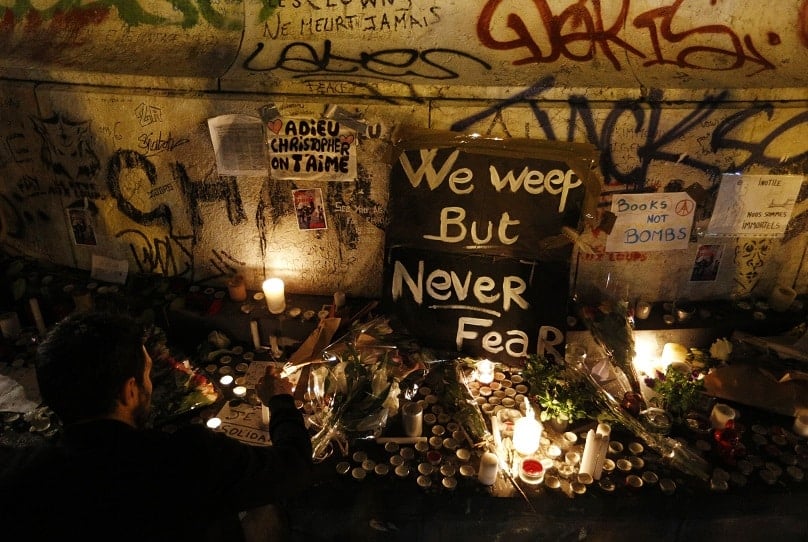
[36,311,152,427]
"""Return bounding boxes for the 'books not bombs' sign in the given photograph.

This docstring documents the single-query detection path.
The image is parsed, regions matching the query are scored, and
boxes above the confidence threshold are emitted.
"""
[384,130,600,363]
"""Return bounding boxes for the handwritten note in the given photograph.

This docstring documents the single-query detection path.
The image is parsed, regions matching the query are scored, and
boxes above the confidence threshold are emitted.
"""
[266,117,357,181]
[215,400,271,447]
[707,174,803,237]
[606,192,695,252]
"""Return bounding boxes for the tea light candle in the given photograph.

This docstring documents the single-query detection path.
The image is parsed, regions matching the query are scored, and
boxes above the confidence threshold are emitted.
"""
[232,385,247,398]
[710,403,736,429]
[262,277,286,314]
[476,359,495,384]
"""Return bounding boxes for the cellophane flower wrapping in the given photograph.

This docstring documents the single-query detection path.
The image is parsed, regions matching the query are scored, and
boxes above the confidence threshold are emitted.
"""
[575,291,644,404]
[306,318,424,461]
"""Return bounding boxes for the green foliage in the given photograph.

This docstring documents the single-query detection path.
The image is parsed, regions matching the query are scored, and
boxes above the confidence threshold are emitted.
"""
[521,354,593,424]
[648,365,705,417]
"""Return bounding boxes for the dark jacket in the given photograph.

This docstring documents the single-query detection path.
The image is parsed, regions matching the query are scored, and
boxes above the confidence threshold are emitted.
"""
[0,394,312,542]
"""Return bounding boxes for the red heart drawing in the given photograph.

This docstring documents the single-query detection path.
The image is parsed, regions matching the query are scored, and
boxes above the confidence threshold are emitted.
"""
[340,134,355,144]
[268,119,282,134]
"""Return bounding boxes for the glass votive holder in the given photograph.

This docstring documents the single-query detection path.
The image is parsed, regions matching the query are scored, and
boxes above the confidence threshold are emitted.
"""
[659,478,677,495]
[519,456,545,486]
[561,431,578,450]
[565,451,581,466]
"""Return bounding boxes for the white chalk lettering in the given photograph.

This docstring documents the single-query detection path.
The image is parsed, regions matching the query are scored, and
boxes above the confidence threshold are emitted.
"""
[423,207,520,246]
[392,259,529,311]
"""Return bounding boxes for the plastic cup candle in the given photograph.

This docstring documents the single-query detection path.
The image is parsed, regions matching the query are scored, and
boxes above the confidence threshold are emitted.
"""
[476,359,495,384]
[513,398,542,456]
[262,277,286,314]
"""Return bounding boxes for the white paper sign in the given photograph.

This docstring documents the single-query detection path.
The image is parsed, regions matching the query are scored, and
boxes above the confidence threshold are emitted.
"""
[207,114,267,176]
[90,254,129,285]
[707,174,803,237]
[606,192,695,252]
[265,117,357,181]
[215,400,272,447]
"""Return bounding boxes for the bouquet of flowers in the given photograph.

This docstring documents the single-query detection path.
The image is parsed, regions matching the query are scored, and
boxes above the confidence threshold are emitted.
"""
[302,318,426,461]
[575,291,645,411]
[575,361,711,482]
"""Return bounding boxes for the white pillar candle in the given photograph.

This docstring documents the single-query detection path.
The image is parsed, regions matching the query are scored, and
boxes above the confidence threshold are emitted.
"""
[593,423,611,480]
[250,320,261,350]
[262,277,286,314]
[512,415,542,456]
[579,429,598,477]
[261,404,270,427]
[710,403,736,429]
[476,359,495,384]
[333,291,346,308]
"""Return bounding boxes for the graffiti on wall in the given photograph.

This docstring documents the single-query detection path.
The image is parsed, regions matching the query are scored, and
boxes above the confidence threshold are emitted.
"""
[477,0,780,74]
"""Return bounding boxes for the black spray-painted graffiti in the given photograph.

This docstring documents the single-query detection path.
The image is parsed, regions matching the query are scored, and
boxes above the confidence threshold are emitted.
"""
[451,81,807,188]
[477,0,778,75]
[31,113,100,181]
[243,39,493,81]
[105,149,248,278]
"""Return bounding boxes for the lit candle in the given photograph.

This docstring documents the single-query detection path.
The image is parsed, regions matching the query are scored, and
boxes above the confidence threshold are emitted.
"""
[206,417,222,429]
[476,359,495,384]
[232,385,247,398]
[262,278,286,314]
[512,398,542,456]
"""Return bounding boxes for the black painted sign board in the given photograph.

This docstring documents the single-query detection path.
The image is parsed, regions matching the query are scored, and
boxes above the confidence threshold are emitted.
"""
[383,128,600,364]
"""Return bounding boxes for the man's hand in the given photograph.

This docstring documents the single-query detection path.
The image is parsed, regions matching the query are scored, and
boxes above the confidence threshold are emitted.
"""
[256,365,294,404]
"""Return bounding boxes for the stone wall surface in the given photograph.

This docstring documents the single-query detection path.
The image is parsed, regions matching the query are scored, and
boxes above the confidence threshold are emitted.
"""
[0,1,806,303]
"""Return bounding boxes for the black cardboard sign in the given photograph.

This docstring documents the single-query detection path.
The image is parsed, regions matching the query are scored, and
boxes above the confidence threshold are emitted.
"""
[387,134,598,260]
[383,130,600,363]
[383,246,571,364]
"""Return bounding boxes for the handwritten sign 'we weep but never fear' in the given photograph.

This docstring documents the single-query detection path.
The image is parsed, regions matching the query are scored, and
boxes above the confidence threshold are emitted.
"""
[383,128,600,364]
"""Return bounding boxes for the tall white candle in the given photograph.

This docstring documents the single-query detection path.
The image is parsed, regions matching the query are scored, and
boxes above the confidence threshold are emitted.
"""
[29,298,46,336]
[250,320,261,350]
[579,429,598,477]
[262,278,286,314]
[593,423,611,480]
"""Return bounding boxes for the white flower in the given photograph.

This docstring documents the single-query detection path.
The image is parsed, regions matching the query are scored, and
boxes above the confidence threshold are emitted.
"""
[709,338,733,362]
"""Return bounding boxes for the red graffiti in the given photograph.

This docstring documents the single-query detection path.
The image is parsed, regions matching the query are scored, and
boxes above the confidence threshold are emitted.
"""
[477,0,776,75]
[800,0,808,48]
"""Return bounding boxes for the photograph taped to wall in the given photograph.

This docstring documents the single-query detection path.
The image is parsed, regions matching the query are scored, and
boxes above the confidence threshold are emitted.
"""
[293,188,327,231]
[67,208,97,246]
[690,243,724,282]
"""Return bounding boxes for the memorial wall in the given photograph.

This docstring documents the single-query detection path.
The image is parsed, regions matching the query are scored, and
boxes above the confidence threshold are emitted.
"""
[0,0,805,306]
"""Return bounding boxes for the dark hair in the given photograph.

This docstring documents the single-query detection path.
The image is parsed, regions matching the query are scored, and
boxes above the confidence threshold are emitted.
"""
[35,311,147,425]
